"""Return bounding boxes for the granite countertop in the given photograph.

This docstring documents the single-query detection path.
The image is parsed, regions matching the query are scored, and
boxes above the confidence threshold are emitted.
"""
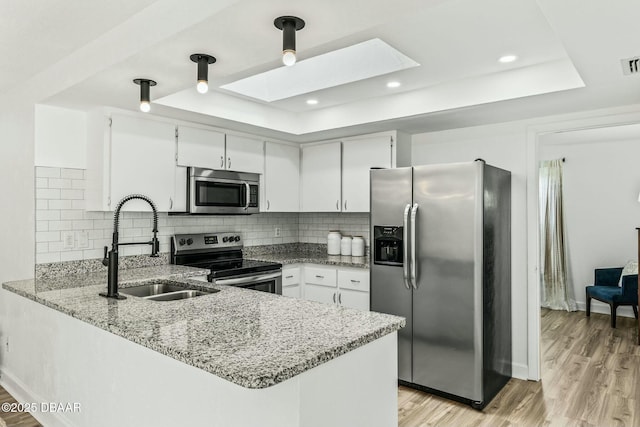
[3,265,403,389]
[244,244,369,269]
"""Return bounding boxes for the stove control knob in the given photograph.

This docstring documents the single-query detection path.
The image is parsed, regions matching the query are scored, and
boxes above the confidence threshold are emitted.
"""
[234,236,241,242]
[223,236,229,243]
[186,238,194,245]
[179,238,186,246]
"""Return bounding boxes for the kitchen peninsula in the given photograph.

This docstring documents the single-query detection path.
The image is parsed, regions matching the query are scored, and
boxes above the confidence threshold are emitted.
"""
[2,264,403,427]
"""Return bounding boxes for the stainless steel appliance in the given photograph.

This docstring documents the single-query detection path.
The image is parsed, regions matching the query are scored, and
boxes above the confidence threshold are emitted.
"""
[370,160,511,409]
[187,168,259,215]
[171,232,282,294]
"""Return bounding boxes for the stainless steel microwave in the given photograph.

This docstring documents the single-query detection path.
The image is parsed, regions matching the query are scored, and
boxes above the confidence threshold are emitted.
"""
[187,168,260,214]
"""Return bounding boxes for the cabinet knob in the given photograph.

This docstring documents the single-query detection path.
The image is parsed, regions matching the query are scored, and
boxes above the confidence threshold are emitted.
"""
[315,275,324,279]
[267,200,270,210]
[220,156,224,168]
[350,279,360,283]
[344,200,348,211]
[285,275,294,279]
[338,293,342,304]
[169,197,173,210]
[228,157,231,168]
[333,293,336,303]
[336,200,339,210]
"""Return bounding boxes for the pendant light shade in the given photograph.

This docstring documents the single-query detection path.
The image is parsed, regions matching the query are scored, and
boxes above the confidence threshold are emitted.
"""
[133,78,156,112]
[190,53,216,94]
[274,16,305,66]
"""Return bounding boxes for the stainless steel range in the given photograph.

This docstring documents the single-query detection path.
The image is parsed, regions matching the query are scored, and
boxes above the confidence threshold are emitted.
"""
[170,232,282,294]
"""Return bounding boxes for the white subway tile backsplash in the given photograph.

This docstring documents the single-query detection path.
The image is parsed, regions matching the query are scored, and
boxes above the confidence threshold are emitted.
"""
[60,210,84,220]
[60,169,83,180]
[35,166,369,264]
[48,178,72,189]
[37,210,60,221]
[36,188,61,200]
[49,200,72,210]
[36,167,61,178]
[36,231,61,243]
[60,189,84,200]
[48,220,74,231]
[37,252,61,264]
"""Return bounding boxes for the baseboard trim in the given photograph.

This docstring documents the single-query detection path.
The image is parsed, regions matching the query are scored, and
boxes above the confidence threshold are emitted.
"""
[512,363,529,381]
[0,368,73,427]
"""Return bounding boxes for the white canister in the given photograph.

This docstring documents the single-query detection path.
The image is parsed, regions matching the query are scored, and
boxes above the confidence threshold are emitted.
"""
[352,236,365,257]
[327,231,342,255]
[341,235,353,256]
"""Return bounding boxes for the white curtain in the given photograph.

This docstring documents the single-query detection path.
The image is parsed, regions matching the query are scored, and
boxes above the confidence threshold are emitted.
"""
[539,159,577,311]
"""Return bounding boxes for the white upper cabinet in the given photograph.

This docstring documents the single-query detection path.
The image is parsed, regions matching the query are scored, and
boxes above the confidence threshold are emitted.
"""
[109,115,176,212]
[225,134,264,174]
[341,136,392,212]
[264,142,300,212]
[301,142,342,212]
[176,126,225,169]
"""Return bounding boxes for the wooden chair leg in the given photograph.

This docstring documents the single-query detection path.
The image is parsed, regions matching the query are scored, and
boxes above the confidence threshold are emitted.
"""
[586,293,591,317]
[633,305,639,319]
[611,303,617,328]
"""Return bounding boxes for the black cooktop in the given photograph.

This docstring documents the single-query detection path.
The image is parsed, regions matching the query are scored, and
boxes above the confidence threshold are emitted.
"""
[207,259,282,279]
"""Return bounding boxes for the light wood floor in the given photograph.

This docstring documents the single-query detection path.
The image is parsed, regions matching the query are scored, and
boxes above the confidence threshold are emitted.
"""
[0,386,41,427]
[399,308,640,426]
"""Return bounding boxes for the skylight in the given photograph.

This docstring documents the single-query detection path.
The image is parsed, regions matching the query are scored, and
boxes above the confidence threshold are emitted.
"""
[220,38,420,102]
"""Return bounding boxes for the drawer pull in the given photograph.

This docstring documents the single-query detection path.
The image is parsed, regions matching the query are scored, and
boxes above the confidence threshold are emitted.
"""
[285,275,294,279]
[315,275,324,279]
[350,279,360,283]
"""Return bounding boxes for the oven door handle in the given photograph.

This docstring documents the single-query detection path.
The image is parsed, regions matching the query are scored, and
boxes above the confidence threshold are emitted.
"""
[213,271,281,286]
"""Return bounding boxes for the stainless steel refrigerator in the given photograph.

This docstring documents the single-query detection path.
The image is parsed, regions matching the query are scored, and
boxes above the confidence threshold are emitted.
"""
[370,160,511,409]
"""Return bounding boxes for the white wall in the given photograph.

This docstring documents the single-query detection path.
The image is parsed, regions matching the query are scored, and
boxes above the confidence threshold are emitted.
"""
[34,105,86,169]
[540,124,640,317]
[411,122,529,379]
[0,101,35,284]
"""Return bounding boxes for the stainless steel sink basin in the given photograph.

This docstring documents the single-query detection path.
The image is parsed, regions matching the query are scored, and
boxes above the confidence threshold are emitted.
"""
[145,290,212,301]
[119,281,218,301]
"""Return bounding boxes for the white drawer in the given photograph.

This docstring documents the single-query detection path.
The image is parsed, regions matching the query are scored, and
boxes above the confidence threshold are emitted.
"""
[282,267,301,286]
[304,266,337,288]
[282,284,301,299]
[338,268,370,292]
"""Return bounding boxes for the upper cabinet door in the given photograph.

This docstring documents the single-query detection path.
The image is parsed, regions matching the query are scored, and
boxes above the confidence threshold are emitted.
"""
[177,126,225,169]
[301,142,342,212]
[342,136,392,212]
[225,134,264,174]
[110,115,176,212]
[264,142,300,212]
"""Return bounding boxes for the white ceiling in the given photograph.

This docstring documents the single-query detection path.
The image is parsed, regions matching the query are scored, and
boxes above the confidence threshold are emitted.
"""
[5,0,640,141]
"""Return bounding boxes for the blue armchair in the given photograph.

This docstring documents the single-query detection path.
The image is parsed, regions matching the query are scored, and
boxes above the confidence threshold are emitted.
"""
[586,267,639,328]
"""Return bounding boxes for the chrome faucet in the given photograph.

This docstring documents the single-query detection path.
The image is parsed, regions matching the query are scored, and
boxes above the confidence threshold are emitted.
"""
[100,194,160,299]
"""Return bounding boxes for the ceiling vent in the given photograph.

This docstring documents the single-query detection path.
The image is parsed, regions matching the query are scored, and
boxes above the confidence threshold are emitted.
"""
[621,56,640,75]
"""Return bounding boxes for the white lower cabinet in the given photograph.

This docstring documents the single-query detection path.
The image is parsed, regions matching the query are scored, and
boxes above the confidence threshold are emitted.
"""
[281,265,301,298]
[299,264,369,310]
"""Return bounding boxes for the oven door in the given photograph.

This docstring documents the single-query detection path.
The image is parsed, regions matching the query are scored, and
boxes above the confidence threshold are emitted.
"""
[189,169,259,215]
[211,270,282,295]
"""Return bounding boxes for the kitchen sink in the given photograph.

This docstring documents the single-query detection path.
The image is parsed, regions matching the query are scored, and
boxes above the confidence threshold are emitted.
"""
[119,281,218,301]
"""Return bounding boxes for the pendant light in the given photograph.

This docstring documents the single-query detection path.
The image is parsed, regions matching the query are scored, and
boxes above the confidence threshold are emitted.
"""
[190,53,216,94]
[274,16,305,66]
[133,78,156,112]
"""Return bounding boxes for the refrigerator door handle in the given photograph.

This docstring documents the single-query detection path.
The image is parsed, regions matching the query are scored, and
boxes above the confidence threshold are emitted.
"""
[410,203,419,289]
[402,204,411,290]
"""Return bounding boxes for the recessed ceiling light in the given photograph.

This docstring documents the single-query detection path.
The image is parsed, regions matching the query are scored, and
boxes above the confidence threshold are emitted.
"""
[306,99,318,105]
[498,55,518,63]
[387,81,401,88]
